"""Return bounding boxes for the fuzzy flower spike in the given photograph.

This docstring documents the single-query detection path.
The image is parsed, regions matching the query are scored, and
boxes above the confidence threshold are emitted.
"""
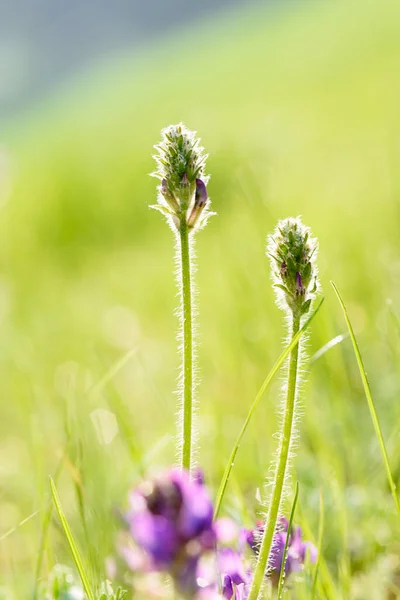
[248,216,320,600]
[152,123,213,232]
[151,124,214,474]
[268,217,319,318]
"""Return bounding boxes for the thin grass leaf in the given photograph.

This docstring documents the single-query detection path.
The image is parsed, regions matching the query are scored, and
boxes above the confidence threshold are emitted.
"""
[331,281,400,517]
[311,490,324,600]
[49,476,95,600]
[277,482,299,598]
[33,450,67,599]
[0,510,39,542]
[214,298,324,519]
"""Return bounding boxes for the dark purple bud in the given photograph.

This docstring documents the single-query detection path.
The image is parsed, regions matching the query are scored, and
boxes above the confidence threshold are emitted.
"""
[182,172,188,185]
[187,179,209,229]
[195,178,208,208]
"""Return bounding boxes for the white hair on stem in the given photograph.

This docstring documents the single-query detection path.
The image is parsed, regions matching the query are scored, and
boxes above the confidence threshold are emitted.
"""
[248,216,320,600]
[174,230,199,470]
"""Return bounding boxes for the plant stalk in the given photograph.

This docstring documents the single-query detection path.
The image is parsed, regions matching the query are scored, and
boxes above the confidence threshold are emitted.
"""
[179,221,194,472]
[248,313,301,600]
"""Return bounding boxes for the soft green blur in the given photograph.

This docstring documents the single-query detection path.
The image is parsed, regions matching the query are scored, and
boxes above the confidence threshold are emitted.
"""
[1,0,400,597]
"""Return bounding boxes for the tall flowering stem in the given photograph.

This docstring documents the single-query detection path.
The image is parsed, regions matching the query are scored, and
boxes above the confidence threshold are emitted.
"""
[152,124,213,473]
[248,217,319,600]
[180,219,194,470]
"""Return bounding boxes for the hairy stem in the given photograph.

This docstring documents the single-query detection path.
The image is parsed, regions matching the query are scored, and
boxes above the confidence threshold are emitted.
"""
[179,221,194,472]
[248,313,301,600]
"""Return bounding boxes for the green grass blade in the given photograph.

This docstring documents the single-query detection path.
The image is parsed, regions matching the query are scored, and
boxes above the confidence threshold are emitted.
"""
[33,451,67,599]
[214,298,324,519]
[49,476,95,600]
[0,511,39,542]
[311,489,324,599]
[331,281,400,517]
[277,482,299,598]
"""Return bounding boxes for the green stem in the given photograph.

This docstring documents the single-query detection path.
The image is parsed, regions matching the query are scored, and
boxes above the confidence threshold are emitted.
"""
[248,313,301,600]
[180,221,194,472]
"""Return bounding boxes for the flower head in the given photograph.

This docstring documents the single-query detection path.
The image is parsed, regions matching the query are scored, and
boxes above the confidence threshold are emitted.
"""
[247,518,317,587]
[268,217,319,316]
[123,469,216,596]
[152,123,213,231]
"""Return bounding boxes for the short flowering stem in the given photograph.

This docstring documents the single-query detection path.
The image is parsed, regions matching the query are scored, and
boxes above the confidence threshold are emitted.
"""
[179,220,194,472]
[248,312,301,600]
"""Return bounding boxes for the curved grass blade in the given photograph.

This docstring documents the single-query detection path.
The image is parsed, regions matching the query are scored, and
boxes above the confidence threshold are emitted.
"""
[33,450,67,599]
[331,281,400,517]
[214,298,324,519]
[49,476,95,600]
[311,489,324,599]
[277,482,299,598]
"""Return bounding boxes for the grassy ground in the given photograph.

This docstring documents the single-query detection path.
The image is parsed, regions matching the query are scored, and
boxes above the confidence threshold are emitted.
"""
[1,0,400,597]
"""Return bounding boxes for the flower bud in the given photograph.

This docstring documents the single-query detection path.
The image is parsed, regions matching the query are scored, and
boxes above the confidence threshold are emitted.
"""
[187,178,209,229]
[268,217,319,316]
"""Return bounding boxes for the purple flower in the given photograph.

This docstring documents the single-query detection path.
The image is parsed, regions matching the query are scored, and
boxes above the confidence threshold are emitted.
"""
[123,469,216,597]
[246,517,317,587]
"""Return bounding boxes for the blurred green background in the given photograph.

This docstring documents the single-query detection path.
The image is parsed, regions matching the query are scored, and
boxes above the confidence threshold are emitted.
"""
[1,0,400,597]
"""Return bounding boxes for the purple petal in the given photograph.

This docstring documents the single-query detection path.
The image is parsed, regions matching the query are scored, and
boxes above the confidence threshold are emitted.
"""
[131,512,178,565]
[178,482,213,539]
[218,548,246,586]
